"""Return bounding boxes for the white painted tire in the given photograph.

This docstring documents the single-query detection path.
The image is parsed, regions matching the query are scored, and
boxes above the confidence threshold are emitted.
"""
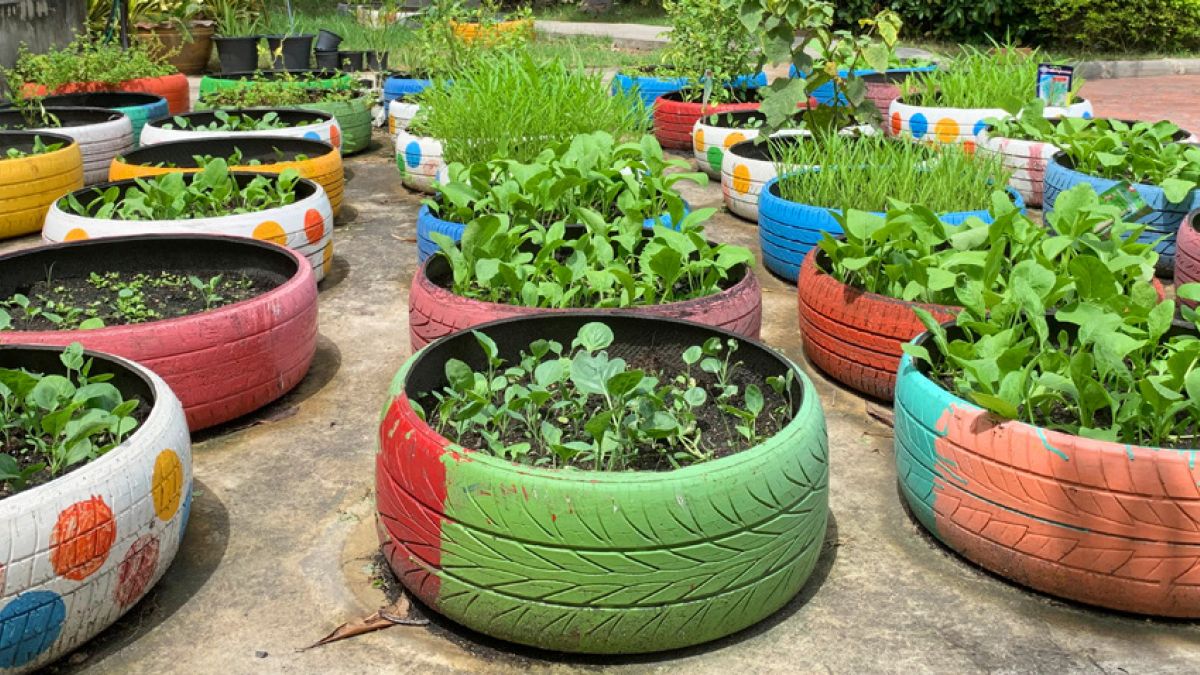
[140,109,343,153]
[721,141,793,222]
[975,130,1059,208]
[388,100,420,136]
[30,114,133,186]
[692,118,764,179]
[888,98,1094,144]
[395,129,445,194]
[43,174,335,282]
[0,345,191,674]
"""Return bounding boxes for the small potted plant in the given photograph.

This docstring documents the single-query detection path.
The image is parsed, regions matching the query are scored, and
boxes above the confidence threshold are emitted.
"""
[110,136,345,216]
[0,341,191,672]
[0,131,82,239]
[140,108,342,151]
[21,92,169,147]
[377,314,828,653]
[265,31,317,70]
[211,1,263,73]
[131,0,217,75]
[44,161,335,281]
[0,104,133,186]
[1044,118,1200,277]
[0,234,318,431]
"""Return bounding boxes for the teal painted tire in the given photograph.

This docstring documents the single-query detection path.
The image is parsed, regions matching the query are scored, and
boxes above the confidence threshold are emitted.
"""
[377,313,830,654]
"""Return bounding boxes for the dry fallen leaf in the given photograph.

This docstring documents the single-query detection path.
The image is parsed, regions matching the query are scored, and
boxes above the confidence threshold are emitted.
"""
[302,595,428,651]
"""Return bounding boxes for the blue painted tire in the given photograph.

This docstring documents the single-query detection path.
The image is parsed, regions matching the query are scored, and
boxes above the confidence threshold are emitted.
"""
[416,202,691,263]
[611,72,767,115]
[1044,154,1197,277]
[787,66,936,106]
[758,178,1020,282]
[383,75,432,106]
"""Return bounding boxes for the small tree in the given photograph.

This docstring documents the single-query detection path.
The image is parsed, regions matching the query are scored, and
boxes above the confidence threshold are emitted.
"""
[658,0,760,103]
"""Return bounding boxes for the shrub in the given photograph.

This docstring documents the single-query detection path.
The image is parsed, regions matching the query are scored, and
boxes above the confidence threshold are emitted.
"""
[1033,0,1200,53]
[10,37,176,91]
[833,0,1044,44]
[659,0,759,102]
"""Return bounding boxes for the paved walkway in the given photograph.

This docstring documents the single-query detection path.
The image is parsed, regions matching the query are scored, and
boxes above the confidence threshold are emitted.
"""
[1082,75,1200,132]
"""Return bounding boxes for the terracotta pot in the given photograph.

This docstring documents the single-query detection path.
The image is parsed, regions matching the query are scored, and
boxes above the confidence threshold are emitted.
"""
[133,22,215,75]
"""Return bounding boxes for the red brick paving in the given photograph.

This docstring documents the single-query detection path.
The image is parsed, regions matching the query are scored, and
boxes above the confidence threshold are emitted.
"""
[1081,75,1200,132]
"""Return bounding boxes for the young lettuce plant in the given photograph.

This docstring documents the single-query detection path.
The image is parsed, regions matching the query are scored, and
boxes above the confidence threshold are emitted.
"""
[1055,118,1200,202]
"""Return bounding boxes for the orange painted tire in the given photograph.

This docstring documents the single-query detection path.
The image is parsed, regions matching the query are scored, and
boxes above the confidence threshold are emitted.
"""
[110,137,344,217]
[653,92,760,150]
[408,252,762,350]
[797,249,958,400]
[450,19,533,44]
[0,132,84,240]
[29,74,191,115]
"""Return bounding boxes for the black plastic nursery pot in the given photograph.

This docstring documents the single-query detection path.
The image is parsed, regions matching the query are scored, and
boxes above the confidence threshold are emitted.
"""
[315,50,340,70]
[214,35,261,73]
[315,28,343,51]
[266,34,315,70]
[365,50,389,71]
[338,50,365,71]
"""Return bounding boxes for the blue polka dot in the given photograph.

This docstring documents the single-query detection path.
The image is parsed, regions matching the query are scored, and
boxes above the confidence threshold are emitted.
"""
[303,131,320,141]
[910,113,928,139]
[0,591,66,669]
[404,141,422,169]
[179,485,193,537]
[972,119,988,137]
[1083,111,1093,119]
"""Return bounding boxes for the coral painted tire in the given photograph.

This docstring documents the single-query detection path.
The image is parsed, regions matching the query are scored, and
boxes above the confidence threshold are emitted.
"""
[395,129,445,194]
[0,345,191,673]
[408,253,761,349]
[377,314,829,653]
[139,109,343,153]
[653,92,760,150]
[975,131,1058,208]
[29,74,191,115]
[797,250,958,400]
[0,132,84,239]
[895,347,1200,617]
[1174,210,1200,291]
[43,174,335,282]
[0,235,318,431]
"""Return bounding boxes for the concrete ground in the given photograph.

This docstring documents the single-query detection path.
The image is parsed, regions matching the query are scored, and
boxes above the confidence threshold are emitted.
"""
[26,77,1200,674]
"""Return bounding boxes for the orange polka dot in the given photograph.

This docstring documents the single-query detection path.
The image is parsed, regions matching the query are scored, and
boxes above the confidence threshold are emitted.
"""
[303,209,325,246]
[963,140,976,155]
[322,242,333,275]
[51,496,116,581]
[935,118,960,143]
[64,228,89,241]
[723,132,747,149]
[732,164,752,194]
[693,127,705,153]
[890,112,901,136]
[152,449,184,522]
[330,125,341,149]
[252,220,288,246]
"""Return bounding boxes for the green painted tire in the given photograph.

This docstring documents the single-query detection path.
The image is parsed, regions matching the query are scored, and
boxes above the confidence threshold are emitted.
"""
[376,314,830,654]
[196,94,373,155]
[197,71,353,97]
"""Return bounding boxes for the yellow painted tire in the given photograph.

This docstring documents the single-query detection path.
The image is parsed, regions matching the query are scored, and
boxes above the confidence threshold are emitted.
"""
[109,137,344,217]
[0,132,84,239]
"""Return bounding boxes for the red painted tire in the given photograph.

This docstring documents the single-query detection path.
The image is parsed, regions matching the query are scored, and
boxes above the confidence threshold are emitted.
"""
[653,92,760,150]
[409,256,762,350]
[1174,209,1200,294]
[28,74,191,115]
[797,249,958,400]
[0,235,318,431]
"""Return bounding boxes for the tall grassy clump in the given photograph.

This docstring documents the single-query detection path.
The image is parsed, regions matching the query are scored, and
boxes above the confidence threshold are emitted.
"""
[413,52,649,165]
[900,45,1080,109]
[774,134,1012,212]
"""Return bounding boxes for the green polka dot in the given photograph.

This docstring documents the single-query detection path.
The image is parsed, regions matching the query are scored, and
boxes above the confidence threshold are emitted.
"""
[707,146,724,174]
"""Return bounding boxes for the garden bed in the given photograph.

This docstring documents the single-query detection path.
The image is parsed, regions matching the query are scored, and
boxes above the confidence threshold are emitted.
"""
[139,109,342,152]
[721,135,802,222]
[888,96,1094,144]
[27,93,169,147]
[653,89,761,150]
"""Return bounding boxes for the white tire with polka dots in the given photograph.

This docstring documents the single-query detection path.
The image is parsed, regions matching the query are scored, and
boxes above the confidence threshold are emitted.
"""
[888,98,1094,144]
[139,109,343,153]
[692,118,763,179]
[395,129,445,194]
[975,130,1060,208]
[42,174,335,282]
[388,100,420,136]
[0,345,191,674]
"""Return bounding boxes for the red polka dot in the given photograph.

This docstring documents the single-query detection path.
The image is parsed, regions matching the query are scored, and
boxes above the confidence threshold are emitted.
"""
[330,125,341,149]
[51,496,116,581]
[114,535,160,608]
[890,112,901,136]
[304,209,325,245]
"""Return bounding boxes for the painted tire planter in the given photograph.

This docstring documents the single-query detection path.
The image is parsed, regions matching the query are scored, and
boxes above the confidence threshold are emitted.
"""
[198,95,372,155]
[700,111,870,182]
[888,97,1094,145]
[395,129,444,194]
[388,98,420,135]
[449,18,533,44]
[27,73,191,115]
[109,137,345,217]
[653,91,761,151]
[139,109,343,152]
[611,70,766,115]
[895,323,1200,617]
[376,313,829,653]
[414,201,690,263]
[721,135,803,223]
[0,108,132,186]
[975,130,1057,208]
[43,173,335,282]
[0,235,318,431]
[197,70,353,97]
[797,248,957,400]
[1044,153,1199,277]
[860,68,936,123]
[409,229,761,349]
[382,73,431,107]
[0,131,84,240]
[0,344,191,673]
[22,93,168,147]
[759,178,1022,282]
[1174,210,1200,291]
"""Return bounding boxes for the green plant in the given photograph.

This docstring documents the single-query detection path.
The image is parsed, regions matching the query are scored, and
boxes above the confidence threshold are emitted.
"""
[62,159,300,220]
[0,343,141,497]
[1053,118,1200,202]
[773,133,1011,213]
[833,0,1044,44]
[818,183,1157,305]
[9,36,175,92]
[900,44,1081,109]
[188,274,224,309]
[198,78,362,107]
[657,0,759,104]
[3,135,64,160]
[413,52,647,165]
[163,110,319,131]
[209,0,263,35]
[1033,0,1200,53]
[410,322,795,471]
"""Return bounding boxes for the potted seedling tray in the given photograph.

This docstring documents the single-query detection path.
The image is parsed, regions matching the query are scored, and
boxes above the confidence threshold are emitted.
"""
[109,137,345,217]
[888,95,1094,145]
[376,312,828,653]
[0,343,191,673]
[25,73,191,116]
[139,109,342,152]
[44,170,335,281]
[610,68,766,116]
[653,88,762,151]
[197,69,353,97]
[0,235,318,431]
[382,72,432,107]
[409,224,761,348]
[394,127,444,194]
[26,93,169,147]
[0,131,83,240]
[0,107,133,186]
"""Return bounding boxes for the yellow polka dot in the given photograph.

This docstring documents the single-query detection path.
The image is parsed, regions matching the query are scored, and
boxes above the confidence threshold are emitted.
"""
[693,127,705,153]
[64,228,89,241]
[723,132,747,149]
[323,242,333,275]
[152,449,183,522]
[732,164,752,194]
[252,220,288,246]
[935,118,960,144]
[388,117,396,135]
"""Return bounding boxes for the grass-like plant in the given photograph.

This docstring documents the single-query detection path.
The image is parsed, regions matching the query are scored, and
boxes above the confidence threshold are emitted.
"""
[413,52,648,165]
[900,45,1080,110]
[773,134,1011,213]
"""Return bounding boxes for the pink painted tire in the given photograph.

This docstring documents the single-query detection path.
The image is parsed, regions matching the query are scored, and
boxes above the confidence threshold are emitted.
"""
[1175,209,1200,293]
[408,252,762,350]
[975,131,1058,208]
[0,235,318,431]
